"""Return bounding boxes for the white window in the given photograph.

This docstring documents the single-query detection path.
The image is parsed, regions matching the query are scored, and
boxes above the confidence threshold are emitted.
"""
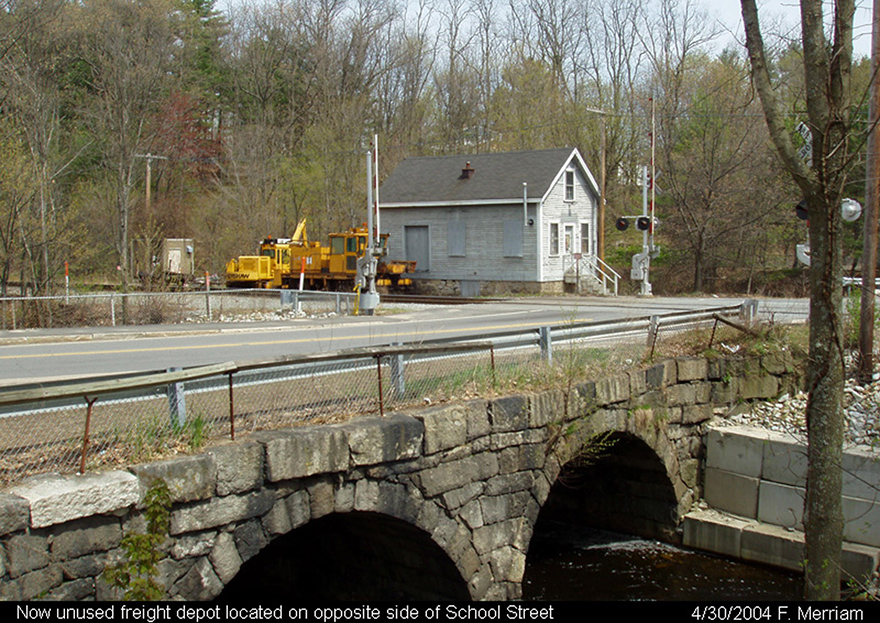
[564,224,574,254]
[581,223,590,255]
[550,223,560,255]
[564,170,575,201]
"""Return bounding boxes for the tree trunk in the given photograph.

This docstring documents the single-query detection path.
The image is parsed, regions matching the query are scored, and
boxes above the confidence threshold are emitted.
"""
[693,254,703,293]
[804,190,845,599]
[740,0,850,599]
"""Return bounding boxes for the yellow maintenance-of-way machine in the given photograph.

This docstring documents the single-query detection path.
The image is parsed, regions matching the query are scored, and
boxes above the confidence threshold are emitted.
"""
[225,220,415,291]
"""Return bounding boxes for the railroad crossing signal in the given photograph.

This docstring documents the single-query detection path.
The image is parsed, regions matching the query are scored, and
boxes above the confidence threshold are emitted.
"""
[794,198,862,223]
[615,216,658,232]
[794,198,862,267]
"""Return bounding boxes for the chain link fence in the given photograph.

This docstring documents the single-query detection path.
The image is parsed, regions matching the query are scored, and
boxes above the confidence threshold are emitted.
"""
[0,301,791,489]
[0,289,358,330]
[0,344,508,487]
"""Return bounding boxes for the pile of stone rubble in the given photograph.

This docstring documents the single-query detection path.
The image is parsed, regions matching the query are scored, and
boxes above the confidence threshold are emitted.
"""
[185,309,337,323]
[718,376,880,449]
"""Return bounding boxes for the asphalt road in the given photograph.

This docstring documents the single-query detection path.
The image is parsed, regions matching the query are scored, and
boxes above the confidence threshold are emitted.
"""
[0,296,808,386]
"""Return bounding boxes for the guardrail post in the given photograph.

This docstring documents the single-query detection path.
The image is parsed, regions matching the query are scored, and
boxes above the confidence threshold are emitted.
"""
[167,367,187,430]
[740,299,758,325]
[539,326,553,364]
[647,315,660,354]
[490,345,497,388]
[390,342,405,398]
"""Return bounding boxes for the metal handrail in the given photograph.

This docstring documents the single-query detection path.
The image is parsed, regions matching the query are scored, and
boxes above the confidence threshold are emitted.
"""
[584,255,621,296]
[563,254,621,296]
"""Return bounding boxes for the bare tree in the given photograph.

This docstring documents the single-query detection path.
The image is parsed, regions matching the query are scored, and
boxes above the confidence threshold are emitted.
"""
[639,0,720,148]
[374,0,436,153]
[0,1,68,297]
[509,0,586,99]
[578,0,646,253]
[78,0,176,301]
[0,120,36,296]
[223,0,313,237]
[741,0,854,600]
[659,54,785,292]
[433,0,481,150]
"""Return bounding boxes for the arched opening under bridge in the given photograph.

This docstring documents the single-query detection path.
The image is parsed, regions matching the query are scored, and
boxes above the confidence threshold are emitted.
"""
[522,431,684,599]
[538,431,680,539]
[216,511,470,601]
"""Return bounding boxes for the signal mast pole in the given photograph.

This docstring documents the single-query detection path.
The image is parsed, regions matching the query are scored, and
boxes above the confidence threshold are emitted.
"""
[639,165,653,296]
[633,98,656,296]
[359,137,381,315]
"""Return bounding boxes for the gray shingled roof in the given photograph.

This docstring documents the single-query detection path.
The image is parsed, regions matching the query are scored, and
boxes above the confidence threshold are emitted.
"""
[379,147,589,205]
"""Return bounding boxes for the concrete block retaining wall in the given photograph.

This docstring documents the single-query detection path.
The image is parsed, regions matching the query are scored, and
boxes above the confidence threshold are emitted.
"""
[684,424,880,584]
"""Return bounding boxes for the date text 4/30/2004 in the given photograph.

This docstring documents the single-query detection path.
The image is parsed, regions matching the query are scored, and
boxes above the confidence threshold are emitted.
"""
[691,606,865,622]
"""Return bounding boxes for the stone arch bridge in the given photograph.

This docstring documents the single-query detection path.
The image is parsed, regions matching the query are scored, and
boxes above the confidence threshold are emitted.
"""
[0,354,797,601]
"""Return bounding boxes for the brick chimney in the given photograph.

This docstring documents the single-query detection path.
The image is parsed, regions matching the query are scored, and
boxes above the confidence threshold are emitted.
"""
[460,162,475,180]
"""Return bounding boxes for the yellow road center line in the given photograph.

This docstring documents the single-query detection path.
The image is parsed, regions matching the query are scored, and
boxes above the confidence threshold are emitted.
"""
[0,318,591,361]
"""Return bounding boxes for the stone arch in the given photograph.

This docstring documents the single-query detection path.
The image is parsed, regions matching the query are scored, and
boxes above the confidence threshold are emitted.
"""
[216,511,471,600]
[537,406,690,542]
[185,470,475,602]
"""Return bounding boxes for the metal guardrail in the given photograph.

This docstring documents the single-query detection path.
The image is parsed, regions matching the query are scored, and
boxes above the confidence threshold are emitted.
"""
[0,301,754,487]
[429,303,748,348]
[0,304,748,408]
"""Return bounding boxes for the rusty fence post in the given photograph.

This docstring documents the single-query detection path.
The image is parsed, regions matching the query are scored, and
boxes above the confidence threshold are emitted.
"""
[79,396,99,474]
[375,354,385,417]
[708,317,720,350]
[228,372,236,441]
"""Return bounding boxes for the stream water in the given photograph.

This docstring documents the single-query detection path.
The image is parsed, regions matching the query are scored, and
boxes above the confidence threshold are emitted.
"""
[522,522,803,601]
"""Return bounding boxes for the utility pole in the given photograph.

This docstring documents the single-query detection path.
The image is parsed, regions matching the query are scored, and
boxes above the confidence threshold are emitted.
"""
[584,107,608,262]
[134,153,168,213]
[859,0,880,384]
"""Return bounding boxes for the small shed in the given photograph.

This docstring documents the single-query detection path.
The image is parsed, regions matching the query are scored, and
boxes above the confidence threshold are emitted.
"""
[379,147,616,296]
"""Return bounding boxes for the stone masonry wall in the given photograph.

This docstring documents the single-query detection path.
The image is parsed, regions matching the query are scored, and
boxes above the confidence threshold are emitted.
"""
[0,353,800,602]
